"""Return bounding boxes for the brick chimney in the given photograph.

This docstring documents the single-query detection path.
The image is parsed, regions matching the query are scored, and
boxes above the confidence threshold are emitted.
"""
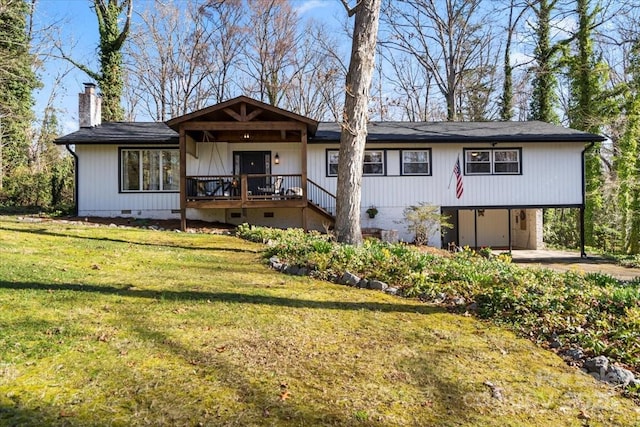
[79,83,102,128]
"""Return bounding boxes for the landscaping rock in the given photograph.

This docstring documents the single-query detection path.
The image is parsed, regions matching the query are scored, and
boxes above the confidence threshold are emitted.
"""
[340,271,361,287]
[466,302,478,312]
[434,293,447,303]
[297,267,309,276]
[385,287,399,296]
[271,262,283,271]
[452,296,466,306]
[565,348,584,361]
[589,372,601,381]
[369,280,388,291]
[549,338,562,349]
[380,229,399,244]
[284,265,300,276]
[584,356,609,376]
[269,256,280,264]
[631,378,640,388]
[603,366,635,387]
[357,279,369,289]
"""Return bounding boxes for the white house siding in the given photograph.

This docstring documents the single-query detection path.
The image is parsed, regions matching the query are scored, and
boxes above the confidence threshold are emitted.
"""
[187,141,302,176]
[76,144,179,219]
[186,142,230,176]
[307,142,584,245]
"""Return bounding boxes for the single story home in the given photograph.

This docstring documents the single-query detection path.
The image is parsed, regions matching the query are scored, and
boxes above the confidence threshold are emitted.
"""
[55,84,605,253]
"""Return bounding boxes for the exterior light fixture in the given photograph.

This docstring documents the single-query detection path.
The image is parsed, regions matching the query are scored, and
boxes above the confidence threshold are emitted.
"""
[242,132,250,140]
[274,153,280,164]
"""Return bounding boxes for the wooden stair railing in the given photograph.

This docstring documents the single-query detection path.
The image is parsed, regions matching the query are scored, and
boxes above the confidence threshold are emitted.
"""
[306,179,336,221]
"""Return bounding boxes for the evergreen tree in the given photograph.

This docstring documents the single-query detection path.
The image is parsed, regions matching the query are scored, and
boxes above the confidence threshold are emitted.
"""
[564,0,607,247]
[61,0,132,121]
[529,0,559,123]
[618,40,640,253]
[0,0,39,190]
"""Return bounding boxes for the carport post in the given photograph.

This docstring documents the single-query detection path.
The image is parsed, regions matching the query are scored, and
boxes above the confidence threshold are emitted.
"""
[580,206,586,258]
[474,209,478,250]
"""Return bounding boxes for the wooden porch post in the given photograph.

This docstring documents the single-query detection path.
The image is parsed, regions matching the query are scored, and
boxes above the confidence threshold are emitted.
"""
[508,208,512,253]
[301,126,308,231]
[179,127,187,231]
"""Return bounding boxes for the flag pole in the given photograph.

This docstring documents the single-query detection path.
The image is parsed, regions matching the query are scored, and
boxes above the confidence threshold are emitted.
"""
[447,154,459,189]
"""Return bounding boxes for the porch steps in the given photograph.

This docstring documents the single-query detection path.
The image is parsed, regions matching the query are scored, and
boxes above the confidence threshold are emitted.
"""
[306,179,336,225]
[307,201,335,223]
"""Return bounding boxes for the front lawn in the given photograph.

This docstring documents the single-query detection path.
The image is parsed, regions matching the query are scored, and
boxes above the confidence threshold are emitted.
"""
[0,216,638,426]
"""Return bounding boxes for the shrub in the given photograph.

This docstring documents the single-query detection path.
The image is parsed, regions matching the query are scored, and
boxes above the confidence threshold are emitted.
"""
[400,202,453,245]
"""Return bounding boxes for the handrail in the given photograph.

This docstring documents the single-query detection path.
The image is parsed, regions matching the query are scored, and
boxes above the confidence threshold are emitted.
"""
[307,179,336,217]
[186,174,305,202]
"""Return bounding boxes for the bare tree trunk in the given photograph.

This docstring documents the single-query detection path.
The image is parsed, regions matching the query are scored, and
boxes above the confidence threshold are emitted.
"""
[335,0,381,245]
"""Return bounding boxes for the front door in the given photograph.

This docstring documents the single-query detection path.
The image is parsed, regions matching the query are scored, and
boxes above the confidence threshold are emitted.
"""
[234,151,271,194]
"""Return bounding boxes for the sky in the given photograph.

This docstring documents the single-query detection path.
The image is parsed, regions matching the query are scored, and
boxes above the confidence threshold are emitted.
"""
[32,0,346,135]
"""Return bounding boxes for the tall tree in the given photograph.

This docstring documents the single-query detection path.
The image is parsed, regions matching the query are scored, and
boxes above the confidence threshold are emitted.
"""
[281,21,346,121]
[242,0,298,106]
[528,0,560,123]
[0,0,38,190]
[565,0,608,247]
[499,0,528,121]
[382,0,493,121]
[201,0,245,104]
[617,39,640,253]
[58,0,132,121]
[334,0,381,245]
[126,1,242,121]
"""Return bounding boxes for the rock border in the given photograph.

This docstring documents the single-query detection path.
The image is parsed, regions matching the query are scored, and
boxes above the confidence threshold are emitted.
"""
[268,255,640,396]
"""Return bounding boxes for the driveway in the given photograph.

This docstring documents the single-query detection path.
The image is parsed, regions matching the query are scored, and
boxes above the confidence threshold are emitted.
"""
[507,249,640,281]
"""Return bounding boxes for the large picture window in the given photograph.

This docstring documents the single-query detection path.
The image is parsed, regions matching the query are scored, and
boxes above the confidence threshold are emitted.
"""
[401,149,431,175]
[121,148,179,192]
[327,149,385,176]
[464,148,520,175]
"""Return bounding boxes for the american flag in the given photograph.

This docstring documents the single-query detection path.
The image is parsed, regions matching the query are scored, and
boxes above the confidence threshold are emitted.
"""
[453,157,463,199]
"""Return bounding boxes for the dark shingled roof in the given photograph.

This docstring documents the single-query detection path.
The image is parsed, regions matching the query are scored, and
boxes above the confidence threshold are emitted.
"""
[312,121,605,143]
[55,120,604,145]
[55,122,178,145]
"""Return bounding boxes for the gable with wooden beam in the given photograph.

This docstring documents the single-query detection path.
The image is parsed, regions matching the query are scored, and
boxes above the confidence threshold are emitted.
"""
[165,96,319,231]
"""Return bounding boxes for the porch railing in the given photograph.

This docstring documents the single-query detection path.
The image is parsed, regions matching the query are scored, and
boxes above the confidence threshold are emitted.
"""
[186,174,304,202]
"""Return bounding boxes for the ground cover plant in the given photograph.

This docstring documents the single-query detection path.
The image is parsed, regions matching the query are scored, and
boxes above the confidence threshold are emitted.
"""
[237,225,640,398]
[1,216,640,426]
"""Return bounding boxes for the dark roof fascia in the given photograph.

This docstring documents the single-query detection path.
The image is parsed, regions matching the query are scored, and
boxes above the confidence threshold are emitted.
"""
[309,137,603,144]
[54,122,179,145]
[310,121,606,144]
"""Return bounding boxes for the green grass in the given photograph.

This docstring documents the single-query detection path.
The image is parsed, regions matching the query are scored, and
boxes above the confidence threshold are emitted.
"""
[0,216,639,426]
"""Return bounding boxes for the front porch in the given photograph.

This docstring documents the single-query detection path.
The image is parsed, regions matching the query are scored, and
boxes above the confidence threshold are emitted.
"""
[166,96,331,230]
[186,173,305,208]
[185,173,336,219]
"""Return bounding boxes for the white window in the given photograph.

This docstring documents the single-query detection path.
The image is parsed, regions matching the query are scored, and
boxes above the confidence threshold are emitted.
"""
[401,150,431,175]
[121,148,180,192]
[327,150,385,176]
[464,148,520,175]
[494,149,520,174]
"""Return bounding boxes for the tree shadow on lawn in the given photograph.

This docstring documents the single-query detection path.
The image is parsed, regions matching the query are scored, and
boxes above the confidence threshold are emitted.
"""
[125,320,354,425]
[0,402,71,427]
[0,280,443,315]
[0,225,257,254]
